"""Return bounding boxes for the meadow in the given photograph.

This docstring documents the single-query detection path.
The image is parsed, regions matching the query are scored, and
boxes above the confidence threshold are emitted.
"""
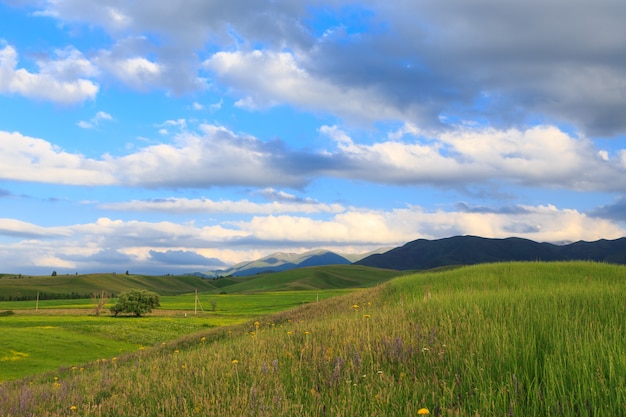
[0,261,624,416]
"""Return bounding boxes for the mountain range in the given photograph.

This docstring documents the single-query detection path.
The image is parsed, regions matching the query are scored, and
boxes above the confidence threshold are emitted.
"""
[194,235,626,277]
[355,235,626,270]
[194,248,388,278]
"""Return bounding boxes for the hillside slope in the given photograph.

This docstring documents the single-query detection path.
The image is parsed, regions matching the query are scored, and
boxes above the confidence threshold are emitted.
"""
[2,262,624,416]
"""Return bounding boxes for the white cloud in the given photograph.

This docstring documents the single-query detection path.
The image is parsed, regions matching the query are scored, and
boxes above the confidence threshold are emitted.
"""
[204,50,404,122]
[95,52,163,90]
[99,196,345,214]
[0,131,115,185]
[2,123,626,192]
[77,111,114,129]
[1,203,623,274]
[320,124,626,191]
[0,42,98,103]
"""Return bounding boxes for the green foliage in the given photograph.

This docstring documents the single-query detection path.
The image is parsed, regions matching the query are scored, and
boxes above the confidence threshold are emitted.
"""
[51,271,57,277]
[110,290,160,317]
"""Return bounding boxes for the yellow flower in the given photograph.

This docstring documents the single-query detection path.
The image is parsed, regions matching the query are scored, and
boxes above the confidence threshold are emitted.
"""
[200,337,206,343]
[254,321,260,327]
[232,359,239,364]
[174,350,179,354]
[363,314,371,319]
[70,405,77,411]
[417,408,430,415]
[351,304,359,309]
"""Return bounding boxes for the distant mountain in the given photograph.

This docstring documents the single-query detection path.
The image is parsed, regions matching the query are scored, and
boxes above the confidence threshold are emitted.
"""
[356,235,626,270]
[195,249,385,278]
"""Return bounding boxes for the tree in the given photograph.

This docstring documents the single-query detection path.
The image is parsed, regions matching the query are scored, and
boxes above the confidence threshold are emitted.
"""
[92,290,108,317]
[110,289,160,317]
[51,271,57,277]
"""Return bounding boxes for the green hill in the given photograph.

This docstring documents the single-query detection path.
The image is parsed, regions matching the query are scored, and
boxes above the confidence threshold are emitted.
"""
[212,265,402,293]
[2,261,624,416]
[0,265,402,300]
[0,273,219,300]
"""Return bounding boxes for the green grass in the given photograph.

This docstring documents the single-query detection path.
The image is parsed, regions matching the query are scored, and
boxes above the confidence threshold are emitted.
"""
[0,289,351,382]
[1,262,624,416]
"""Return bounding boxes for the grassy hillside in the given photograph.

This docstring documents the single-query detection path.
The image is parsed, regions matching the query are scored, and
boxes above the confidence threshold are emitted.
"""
[1,261,624,416]
[0,265,401,300]
[213,265,402,293]
[0,273,219,300]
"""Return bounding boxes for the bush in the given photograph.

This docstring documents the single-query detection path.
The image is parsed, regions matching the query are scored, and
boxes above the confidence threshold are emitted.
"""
[110,289,160,317]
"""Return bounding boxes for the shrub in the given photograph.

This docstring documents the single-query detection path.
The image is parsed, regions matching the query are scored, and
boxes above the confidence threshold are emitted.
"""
[110,289,160,317]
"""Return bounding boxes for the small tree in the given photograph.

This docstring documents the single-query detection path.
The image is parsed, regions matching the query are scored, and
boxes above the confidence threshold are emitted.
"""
[51,271,57,277]
[92,290,108,316]
[110,289,160,317]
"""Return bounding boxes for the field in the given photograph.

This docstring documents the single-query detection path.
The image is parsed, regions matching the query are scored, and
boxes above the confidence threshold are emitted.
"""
[0,262,625,416]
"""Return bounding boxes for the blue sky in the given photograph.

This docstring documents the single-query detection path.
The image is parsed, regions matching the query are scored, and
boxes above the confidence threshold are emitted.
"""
[1,0,626,275]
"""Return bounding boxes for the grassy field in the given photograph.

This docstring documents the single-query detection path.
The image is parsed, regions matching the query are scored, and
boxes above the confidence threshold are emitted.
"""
[0,289,350,382]
[1,261,625,416]
[0,265,400,300]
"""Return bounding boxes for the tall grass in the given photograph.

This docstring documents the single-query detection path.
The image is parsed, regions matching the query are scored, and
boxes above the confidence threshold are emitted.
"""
[1,262,624,416]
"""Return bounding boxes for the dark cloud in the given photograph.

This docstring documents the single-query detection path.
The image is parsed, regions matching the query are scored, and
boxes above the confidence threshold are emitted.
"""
[32,0,626,134]
[589,198,626,222]
[455,202,532,215]
[148,249,226,266]
[302,0,626,134]
[61,249,135,264]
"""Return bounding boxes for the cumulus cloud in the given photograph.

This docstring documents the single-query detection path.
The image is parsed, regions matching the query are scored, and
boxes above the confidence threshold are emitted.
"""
[1,203,623,274]
[0,42,98,103]
[204,50,404,123]
[320,124,626,192]
[2,123,626,192]
[0,131,116,185]
[12,0,625,133]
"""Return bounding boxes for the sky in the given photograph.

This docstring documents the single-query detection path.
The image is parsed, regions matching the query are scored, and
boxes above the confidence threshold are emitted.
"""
[1,0,626,275]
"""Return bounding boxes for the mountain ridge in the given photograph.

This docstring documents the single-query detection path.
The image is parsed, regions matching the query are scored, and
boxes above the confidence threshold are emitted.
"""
[356,235,626,270]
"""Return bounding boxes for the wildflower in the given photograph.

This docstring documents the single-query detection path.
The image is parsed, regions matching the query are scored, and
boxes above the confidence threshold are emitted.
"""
[232,359,239,364]
[174,350,179,354]
[254,321,260,327]
[70,406,77,411]
[287,331,292,335]
[351,304,359,309]
[200,337,206,343]
[363,314,371,319]
[417,408,430,415]
[304,331,310,335]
